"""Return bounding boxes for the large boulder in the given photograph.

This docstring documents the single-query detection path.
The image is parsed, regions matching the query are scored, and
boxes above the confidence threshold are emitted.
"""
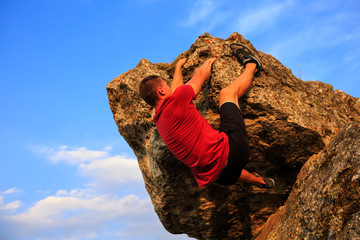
[257,123,360,240]
[106,33,360,239]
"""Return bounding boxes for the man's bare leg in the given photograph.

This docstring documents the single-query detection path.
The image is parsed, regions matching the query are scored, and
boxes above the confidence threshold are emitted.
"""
[218,44,275,188]
[219,61,276,187]
[219,63,257,108]
[219,63,267,187]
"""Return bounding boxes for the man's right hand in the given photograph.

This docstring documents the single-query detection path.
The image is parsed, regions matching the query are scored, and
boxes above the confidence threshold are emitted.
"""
[176,58,187,68]
[196,57,216,79]
[186,57,217,96]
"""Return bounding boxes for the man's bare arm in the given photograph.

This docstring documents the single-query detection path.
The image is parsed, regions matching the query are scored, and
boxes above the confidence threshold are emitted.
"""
[186,58,216,96]
[171,58,187,92]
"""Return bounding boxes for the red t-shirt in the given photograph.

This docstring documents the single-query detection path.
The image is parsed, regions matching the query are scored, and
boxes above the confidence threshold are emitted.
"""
[153,85,229,188]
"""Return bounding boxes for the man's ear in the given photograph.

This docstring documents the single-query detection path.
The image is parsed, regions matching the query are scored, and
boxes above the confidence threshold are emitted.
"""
[158,86,166,96]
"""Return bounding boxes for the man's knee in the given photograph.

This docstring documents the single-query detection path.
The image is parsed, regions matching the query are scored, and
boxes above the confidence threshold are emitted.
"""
[220,86,236,99]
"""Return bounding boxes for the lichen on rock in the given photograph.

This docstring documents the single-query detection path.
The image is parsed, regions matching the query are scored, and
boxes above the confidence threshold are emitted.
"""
[107,32,360,239]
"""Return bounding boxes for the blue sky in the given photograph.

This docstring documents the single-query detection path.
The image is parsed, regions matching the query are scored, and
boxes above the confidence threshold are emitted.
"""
[1,0,359,239]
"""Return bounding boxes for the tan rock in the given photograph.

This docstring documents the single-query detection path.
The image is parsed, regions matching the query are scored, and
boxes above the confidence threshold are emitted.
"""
[256,123,360,240]
[106,33,360,239]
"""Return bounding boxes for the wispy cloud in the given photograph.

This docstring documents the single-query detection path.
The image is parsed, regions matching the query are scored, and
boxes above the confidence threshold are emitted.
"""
[0,196,21,211]
[180,0,232,34]
[233,0,293,36]
[180,0,295,37]
[0,188,22,211]
[31,145,109,165]
[182,0,216,27]
[1,187,22,195]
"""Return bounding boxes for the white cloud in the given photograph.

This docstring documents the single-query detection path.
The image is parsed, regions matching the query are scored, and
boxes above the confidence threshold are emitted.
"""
[1,187,21,195]
[31,145,142,186]
[12,193,149,223]
[32,145,109,165]
[1,190,154,239]
[0,188,22,211]
[0,196,21,211]
[78,155,142,188]
[0,142,167,239]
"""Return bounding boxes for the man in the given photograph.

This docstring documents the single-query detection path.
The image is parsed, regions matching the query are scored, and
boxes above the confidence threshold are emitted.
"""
[139,43,275,189]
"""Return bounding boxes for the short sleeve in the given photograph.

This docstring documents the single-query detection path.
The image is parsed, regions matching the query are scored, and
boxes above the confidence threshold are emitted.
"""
[171,85,196,104]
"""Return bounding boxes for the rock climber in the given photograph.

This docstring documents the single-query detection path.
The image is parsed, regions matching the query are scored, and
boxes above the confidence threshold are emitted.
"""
[139,43,275,189]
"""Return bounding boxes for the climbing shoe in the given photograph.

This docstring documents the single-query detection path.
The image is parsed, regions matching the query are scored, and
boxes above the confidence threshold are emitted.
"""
[252,172,275,189]
[230,43,262,72]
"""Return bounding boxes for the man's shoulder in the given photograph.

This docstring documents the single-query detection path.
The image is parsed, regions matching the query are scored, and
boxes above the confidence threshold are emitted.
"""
[173,84,190,92]
[173,84,195,98]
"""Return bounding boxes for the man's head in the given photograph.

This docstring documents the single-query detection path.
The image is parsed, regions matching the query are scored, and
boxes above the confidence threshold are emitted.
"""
[139,75,171,107]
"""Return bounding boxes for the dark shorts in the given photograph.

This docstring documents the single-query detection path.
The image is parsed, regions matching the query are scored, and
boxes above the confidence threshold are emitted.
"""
[215,102,250,186]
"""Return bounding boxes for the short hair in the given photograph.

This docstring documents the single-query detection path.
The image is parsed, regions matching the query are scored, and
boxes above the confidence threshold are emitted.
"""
[139,75,163,107]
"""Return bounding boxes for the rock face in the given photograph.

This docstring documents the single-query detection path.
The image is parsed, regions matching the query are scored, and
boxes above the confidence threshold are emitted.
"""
[257,123,360,240]
[106,33,360,239]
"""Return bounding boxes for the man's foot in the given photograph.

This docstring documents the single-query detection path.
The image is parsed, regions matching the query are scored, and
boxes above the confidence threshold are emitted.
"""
[230,43,262,72]
[252,172,275,189]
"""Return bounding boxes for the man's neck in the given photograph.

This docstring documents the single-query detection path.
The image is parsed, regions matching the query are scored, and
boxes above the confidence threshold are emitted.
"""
[154,98,165,113]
